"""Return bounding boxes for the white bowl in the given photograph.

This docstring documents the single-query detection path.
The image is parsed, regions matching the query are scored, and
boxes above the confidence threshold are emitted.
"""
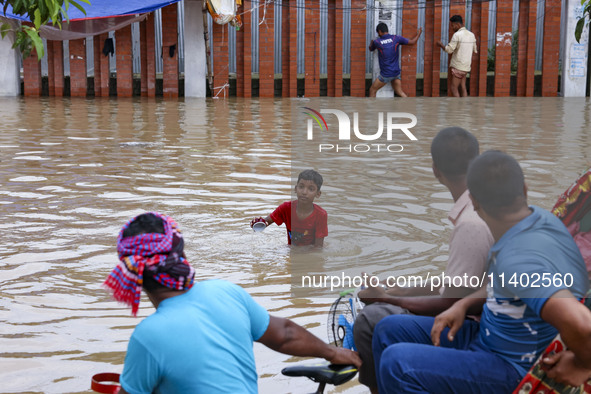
[252,221,267,232]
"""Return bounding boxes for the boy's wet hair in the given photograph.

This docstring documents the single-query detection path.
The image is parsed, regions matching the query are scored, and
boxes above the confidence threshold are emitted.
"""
[450,15,463,24]
[376,22,388,34]
[431,127,479,180]
[298,169,323,190]
[467,150,526,217]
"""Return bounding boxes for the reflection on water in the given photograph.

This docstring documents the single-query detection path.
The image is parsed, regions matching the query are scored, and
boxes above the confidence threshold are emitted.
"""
[0,97,589,393]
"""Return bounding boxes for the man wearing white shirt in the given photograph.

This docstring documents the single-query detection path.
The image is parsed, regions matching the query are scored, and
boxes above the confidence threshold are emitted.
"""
[437,15,478,97]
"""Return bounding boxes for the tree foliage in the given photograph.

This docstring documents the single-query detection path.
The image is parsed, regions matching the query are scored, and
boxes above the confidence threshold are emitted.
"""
[0,0,90,60]
[575,0,591,43]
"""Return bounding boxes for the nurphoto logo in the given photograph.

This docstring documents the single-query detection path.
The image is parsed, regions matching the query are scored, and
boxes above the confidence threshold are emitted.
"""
[303,107,418,153]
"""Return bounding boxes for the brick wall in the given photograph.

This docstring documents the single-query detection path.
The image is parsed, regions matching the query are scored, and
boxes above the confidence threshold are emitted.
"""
[288,0,298,97]
[334,0,343,97]
[23,49,42,96]
[401,0,418,97]
[259,0,275,97]
[212,22,229,97]
[305,0,320,97]
[494,0,512,96]
[69,39,87,97]
[242,2,253,97]
[236,3,246,97]
[477,1,489,96]
[281,0,291,97]
[93,36,103,96]
[97,34,110,97]
[515,0,536,97]
[116,25,133,97]
[349,0,366,96]
[162,4,179,97]
[423,0,434,96]
[47,42,56,96]
[327,0,336,97]
[141,16,156,97]
[525,0,536,96]
[541,0,561,96]
[469,0,481,96]
[432,0,442,96]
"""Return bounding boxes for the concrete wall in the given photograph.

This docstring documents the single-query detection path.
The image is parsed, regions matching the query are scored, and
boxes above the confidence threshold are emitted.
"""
[561,0,589,97]
[0,18,20,97]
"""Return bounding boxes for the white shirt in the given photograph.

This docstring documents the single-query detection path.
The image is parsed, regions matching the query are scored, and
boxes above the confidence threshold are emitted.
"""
[445,27,478,72]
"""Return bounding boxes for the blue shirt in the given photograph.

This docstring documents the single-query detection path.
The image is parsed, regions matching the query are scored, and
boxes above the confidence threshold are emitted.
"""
[480,206,589,376]
[369,34,409,77]
[120,279,270,394]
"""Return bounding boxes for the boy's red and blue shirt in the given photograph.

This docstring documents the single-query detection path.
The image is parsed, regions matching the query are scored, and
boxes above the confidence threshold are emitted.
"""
[270,200,328,245]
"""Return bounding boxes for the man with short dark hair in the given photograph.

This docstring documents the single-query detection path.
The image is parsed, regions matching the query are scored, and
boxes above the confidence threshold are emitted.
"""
[105,212,361,394]
[437,15,477,97]
[354,127,493,393]
[373,151,591,393]
[369,22,422,97]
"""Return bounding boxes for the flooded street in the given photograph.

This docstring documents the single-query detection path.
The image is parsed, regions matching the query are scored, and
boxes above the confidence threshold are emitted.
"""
[0,96,590,393]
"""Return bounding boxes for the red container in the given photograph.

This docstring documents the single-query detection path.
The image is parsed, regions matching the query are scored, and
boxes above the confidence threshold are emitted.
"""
[91,373,121,394]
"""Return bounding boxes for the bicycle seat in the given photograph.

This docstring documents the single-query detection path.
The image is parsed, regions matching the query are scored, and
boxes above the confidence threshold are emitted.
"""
[281,362,358,386]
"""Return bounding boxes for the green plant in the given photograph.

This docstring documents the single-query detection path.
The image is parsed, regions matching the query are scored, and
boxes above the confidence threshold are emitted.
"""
[575,0,590,43]
[1,0,90,60]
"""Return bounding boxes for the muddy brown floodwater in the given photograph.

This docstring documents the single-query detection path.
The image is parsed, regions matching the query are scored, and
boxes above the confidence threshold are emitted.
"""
[0,97,589,393]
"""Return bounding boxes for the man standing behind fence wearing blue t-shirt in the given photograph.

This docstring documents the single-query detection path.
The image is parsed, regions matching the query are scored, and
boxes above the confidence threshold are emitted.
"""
[369,23,421,97]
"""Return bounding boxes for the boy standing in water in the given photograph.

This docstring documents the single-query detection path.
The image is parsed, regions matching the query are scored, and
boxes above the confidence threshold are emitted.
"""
[252,169,327,247]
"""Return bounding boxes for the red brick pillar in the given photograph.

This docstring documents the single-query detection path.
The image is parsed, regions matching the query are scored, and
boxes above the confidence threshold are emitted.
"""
[525,0,536,96]
[243,1,253,97]
[541,0,561,96]
[141,15,157,97]
[97,34,110,97]
[423,0,434,96]
[52,41,64,97]
[281,0,291,97]
[350,0,366,96]
[305,0,320,97]
[432,0,442,96]
[334,0,343,97]
[237,4,245,97]
[288,0,298,97]
[47,42,56,96]
[401,0,418,96]
[259,0,275,97]
[162,4,179,97]
[116,25,133,97]
[69,39,87,97]
[93,36,102,96]
[327,0,336,96]
[23,50,42,96]
[477,1,489,96]
[469,0,481,96]
[515,0,531,96]
[212,24,229,97]
[494,0,512,96]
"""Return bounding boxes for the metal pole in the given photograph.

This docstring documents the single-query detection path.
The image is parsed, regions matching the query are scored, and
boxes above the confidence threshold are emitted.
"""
[202,1,214,94]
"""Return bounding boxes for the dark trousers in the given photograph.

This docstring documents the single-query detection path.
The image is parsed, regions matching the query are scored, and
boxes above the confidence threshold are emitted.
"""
[353,302,410,390]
